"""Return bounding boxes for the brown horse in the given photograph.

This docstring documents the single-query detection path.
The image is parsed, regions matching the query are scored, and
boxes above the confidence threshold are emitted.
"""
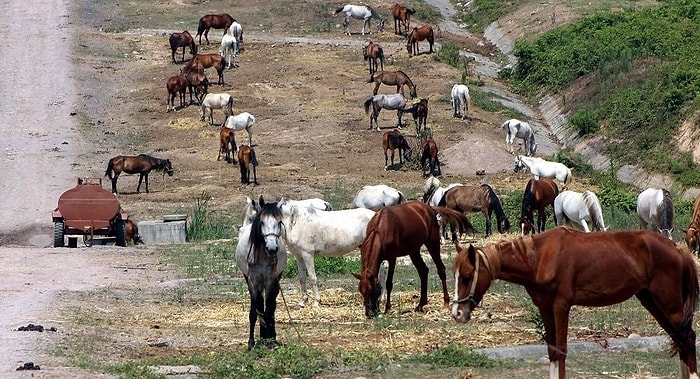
[367,70,417,99]
[169,30,197,64]
[104,154,174,194]
[382,129,411,169]
[125,219,143,245]
[406,25,434,57]
[184,70,209,105]
[406,98,428,131]
[420,137,440,178]
[237,145,258,185]
[440,184,510,236]
[683,193,700,254]
[353,201,472,318]
[520,178,559,235]
[452,227,700,379]
[362,41,384,74]
[195,13,234,45]
[217,126,237,163]
[392,4,415,35]
[166,73,188,112]
[184,54,226,85]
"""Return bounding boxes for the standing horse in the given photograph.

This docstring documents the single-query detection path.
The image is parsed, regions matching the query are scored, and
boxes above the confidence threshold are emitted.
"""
[183,54,226,85]
[217,126,237,163]
[422,176,463,206]
[451,84,472,119]
[363,93,408,131]
[405,98,428,131]
[392,4,415,35]
[224,112,256,147]
[219,34,238,69]
[520,178,559,235]
[352,184,405,210]
[420,137,441,178]
[382,129,411,169]
[184,69,209,105]
[169,30,197,64]
[514,155,572,188]
[503,118,537,156]
[367,70,417,99]
[333,4,385,35]
[406,25,434,57]
[237,145,258,185]
[124,219,143,245]
[554,190,607,232]
[683,194,700,253]
[637,187,674,240]
[354,201,471,318]
[228,20,243,53]
[166,73,188,112]
[451,228,699,379]
[236,196,286,350]
[362,41,384,74]
[440,184,510,236]
[196,13,234,45]
[104,154,174,194]
[200,92,234,125]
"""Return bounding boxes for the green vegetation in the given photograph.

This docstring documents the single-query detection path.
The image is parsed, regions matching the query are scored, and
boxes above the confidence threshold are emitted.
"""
[187,192,237,241]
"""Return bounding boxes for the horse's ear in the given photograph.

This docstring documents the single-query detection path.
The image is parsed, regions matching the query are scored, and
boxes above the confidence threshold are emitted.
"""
[352,273,362,281]
[466,244,477,265]
[259,195,266,207]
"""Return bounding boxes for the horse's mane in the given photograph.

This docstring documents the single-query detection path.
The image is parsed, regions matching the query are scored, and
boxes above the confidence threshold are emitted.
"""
[483,185,509,228]
[368,6,383,21]
[360,215,383,275]
[396,70,414,87]
[658,189,674,230]
[521,180,535,219]
[582,191,606,231]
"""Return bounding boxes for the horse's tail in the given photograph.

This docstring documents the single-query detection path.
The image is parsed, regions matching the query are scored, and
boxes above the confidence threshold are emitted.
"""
[407,8,416,15]
[564,167,573,187]
[660,189,674,229]
[333,6,345,16]
[465,90,472,115]
[196,17,205,37]
[484,185,510,231]
[672,246,700,355]
[521,180,535,219]
[432,206,475,240]
[378,47,385,66]
[104,158,115,180]
[250,149,258,167]
[583,191,606,231]
[364,97,373,114]
[397,191,406,204]
[226,95,234,115]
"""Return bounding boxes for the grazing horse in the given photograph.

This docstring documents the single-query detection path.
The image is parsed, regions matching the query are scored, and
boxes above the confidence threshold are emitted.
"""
[520,178,559,235]
[382,129,411,169]
[503,118,537,156]
[104,154,174,194]
[183,54,226,85]
[683,194,700,253]
[224,112,256,147]
[200,92,234,125]
[420,137,440,177]
[228,20,243,53]
[405,98,428,131]
[354,201,472,318]
[333,4,385,35]
[406,25,434,57]
[217,126,237,163]
[166,73,188,112]
[637,187,674,240]
[219,34,239,69]
[367,70,417,99]
[363,93,408,131]
[440,184,511,236]
[451,84,472,118]
[236,196,286,350]
[184,70,209,105]
[124,219,143,245]
[169,30,197,64]
[554,190,607,232]
[452,228,699,379]
[196,13,234,45]
[392,4,415,35]
[362,41,384,74]
[237,145,258,185]
[422,176,463,207]
[353,184,405,210]
[514,155,572,188]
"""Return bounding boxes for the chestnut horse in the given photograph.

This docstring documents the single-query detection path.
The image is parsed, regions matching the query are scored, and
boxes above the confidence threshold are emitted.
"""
[125,219,143,245]
[184,70,209,105]
[420,137,440,178]
[452,227,699,379]
[104,154,174,194]
[440,184,510,236]
[354,201,472,318]
[238,145,258,185]
[382,129,411,169]
[683,193,700,253]
[362,41,384,74]
[183,54,226,85]
[196,13,234,45]
[217,126,237,163]
[406,25,434,57]
[166,73,188,112]
[520,178,559,235]
[392,4,415,35]
[169,30,197,64]
[367,70,417,99]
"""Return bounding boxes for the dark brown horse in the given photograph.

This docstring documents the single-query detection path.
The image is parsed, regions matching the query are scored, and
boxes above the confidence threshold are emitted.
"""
[406,98,428,131]
[406,25,434,57]
[166,73,188,112]
[238,145,258,185]
[362,41,384,74]
[169,30,197,64]
[420,137,440,178]
[367,70,417,99]
[353,201,472,318]
[520,178,559,235]
[452,227,700,379]
[683,193,700,253]
[104,154,174,194]
[440,184,510,236]
[217,126,237,163]
[184,70,209,104]
[195,13,234,45]
[382,129,411,169]
[392,4,415,35]
[183,54,226,85]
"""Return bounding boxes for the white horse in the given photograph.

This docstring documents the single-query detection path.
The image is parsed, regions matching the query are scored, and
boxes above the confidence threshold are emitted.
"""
[200,92,234,125]
[503,118,537,156]
[421,175,462,206]
[224,112,256,147]
[514,155,572,188]
[363,93,408,131]
[333,4,385,35]
[227,20,243,53]
[219,34,238,69]
[241,196,332,228]
[450,84,472,119]
[554,190,607,232]
[637,187,674,240]
[352,184,405,210]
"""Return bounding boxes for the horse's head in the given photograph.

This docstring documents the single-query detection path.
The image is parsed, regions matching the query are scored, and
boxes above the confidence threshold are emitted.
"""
[684,227,699,252]
[376,19,385,32]
[353,271,382,318]
[362,44,369,60]
[513,156,524,173]
[164,159,174,176]
[520,216,535,236]
[497,215,511,234]
[254,196,285,256]
[451,244,494,323]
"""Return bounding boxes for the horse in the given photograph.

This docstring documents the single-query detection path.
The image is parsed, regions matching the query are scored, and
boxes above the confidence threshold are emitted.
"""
[363,93,408,131]
[235,196,287,350]
[405,98,428,131]
[503,118,537,156]
[223,112,256,147]
[520,178,559,235]
[352,184,405,210]
[422,176,463,206]
[554,190,607,232]
[169,30,197,64]
[451,84,472,119]
[104,154,174,194]
[200,92,234,125]
[166,73,188,112]
[362,41,384,74]
[219,34,238,69]
[392,4,415,35]
[354,201,472,318]
[228,20,243,53]
[440,184,511,236]
[451,227,699,379]
[382,129,411,169]
[367,70,417,99]
[514,155,572,188]
[196,13,234,45]
[237,145,258,185]
[406,25,434,57]
[420,137,440,178]
[183,54,226,85]
[124,219,143,245]
[333,4,385,36]
[637,187,674,240]
[683,194,700,253]
[184,70,209,105]
[217,126,237,163]
[241,196,331,229]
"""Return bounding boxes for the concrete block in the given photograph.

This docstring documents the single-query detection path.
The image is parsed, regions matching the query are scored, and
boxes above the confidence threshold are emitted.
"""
[138,219,187,244]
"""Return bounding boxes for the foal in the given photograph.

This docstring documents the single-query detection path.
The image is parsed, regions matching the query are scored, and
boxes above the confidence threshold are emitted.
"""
[166,73,188,112]
[420,137,440,177]
[362,41,384,74]
[392,4,415,35]
[238,145,259,185]
[382,129,411,169]
[217,127,237,163]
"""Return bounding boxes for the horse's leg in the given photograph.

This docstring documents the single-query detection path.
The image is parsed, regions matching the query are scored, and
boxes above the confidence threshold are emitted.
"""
[384,149,389,168]
[579,220,590,232]
[426,235,450,306]
[483,210,492,236]
[391,148,396,166]
[537,303,568,379]
[408,249,430,312]
[373,81,381,96]
[262,276,281,347]
[252,162,258,185]
[397,109,404,129]
[247,293,258,350]
[292,253,309,307]
[111,173,119,194]
[136,173,145,193]
[247,128,253,147]
[204,28,210,45]
[537,208,546,232]
[303,255,322,307]
[383,258,397,314]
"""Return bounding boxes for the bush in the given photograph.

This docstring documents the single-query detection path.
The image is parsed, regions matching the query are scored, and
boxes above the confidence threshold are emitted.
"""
[570,108,598,136]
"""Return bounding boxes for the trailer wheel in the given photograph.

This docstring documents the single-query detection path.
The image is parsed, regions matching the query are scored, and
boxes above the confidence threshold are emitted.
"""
[115,219,126,247]
[53,221,65,247]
